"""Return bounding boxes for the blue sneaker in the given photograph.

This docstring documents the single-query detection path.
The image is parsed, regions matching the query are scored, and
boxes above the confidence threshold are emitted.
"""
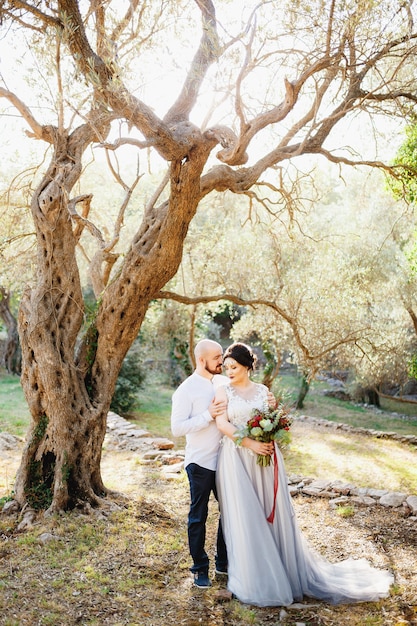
[193,571,211,588]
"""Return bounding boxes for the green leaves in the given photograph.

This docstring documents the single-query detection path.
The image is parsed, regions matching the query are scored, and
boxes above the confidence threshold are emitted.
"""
[389,124,417,204]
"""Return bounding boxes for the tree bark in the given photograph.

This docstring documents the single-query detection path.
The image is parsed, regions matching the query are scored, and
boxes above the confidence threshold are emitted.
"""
[261,346,282,389]
[355,386,381,407]
[13,117,212,513]
[296,374,310,410]
[15,127,110,512]
[0,287,21,374]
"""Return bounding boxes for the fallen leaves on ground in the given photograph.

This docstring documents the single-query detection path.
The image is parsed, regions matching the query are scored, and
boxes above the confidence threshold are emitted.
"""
[0,445,416,626]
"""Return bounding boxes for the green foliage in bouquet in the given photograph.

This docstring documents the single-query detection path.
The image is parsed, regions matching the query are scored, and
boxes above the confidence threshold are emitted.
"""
[234,404,292,466]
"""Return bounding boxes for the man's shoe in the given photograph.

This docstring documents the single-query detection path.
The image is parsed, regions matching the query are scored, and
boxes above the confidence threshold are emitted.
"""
[193,571,211,588]
[215,566,228,576]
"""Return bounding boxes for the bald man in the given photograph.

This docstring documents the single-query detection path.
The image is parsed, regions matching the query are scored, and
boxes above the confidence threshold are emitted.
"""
[171,339,229,588]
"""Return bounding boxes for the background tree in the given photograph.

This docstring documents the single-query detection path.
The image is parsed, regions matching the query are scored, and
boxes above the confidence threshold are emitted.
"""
[0,287,21,374]
[166,165,417,406]
[390,124,417,204]
[1,0,417,513]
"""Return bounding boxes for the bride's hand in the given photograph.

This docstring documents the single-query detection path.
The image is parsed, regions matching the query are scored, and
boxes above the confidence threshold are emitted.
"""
[267,391,277,409]
[244,439,274,456]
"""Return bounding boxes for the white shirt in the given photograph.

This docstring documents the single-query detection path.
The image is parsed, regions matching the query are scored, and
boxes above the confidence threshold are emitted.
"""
[171,372,229,470]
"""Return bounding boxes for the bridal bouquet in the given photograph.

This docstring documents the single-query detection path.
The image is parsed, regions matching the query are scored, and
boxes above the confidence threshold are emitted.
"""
[235,404,292,466]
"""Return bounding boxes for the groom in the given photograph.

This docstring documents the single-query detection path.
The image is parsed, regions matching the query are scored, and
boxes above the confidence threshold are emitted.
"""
[171,339,229,588]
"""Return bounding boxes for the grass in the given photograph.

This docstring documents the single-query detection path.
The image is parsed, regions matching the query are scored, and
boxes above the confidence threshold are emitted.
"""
[2,368,417,439]
[0,452,416,625]
[2,367,417,494]
[130,370,417,442]
[283,423,417,492]
[0,373,30,437]
[0,497,191,624]
[129,370,417,492]
[0,370,175,440]
[129,383,174,438]
[336,504,356,517]
[1,367,417,625]
[273,371,417,435]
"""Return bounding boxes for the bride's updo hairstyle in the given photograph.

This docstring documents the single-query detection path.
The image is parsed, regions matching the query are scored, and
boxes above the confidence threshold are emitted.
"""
[223,342,257,371]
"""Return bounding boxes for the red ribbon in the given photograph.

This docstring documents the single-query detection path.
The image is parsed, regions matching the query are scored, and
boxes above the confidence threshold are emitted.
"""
[266,447,278,524]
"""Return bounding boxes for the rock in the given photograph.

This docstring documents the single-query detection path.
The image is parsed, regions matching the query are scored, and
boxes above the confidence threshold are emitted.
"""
[379,492,408,508]
[302,483,335,497]
[406,495,417,514]
[161,456,185,465]
[214,589,233,601]
[350,496,377,507]
[124,428,151,438]
[329,481,354,495]
[142,450,163,460]
[401,503,412,517]
[2,499,20,514]
[38,532,60,543]
[152,438,174,450]
[307,479,332,491]
[17,508,37,531]
[102,410,417,519]
[162,473,181,481]
[316,490,339,499]
[329,496,350,508]
[302,487,325,497]
[0,432,22,450]
[367,488,389,498]
[160,462,183,475]
[287,474,305,484]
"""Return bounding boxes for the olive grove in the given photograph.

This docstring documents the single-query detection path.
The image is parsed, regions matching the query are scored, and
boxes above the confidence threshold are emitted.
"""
[166,167,417,406]
[1,0,417,512]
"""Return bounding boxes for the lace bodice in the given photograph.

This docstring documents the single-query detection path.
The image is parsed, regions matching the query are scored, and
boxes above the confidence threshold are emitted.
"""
[225,384,269,428]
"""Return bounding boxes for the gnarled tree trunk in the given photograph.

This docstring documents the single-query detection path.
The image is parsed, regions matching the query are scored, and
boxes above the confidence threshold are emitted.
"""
[15,127,111,512]
[14,118,212,513]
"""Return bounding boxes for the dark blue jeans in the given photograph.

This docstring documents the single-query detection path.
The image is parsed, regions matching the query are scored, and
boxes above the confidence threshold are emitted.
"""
[186,463,228,574]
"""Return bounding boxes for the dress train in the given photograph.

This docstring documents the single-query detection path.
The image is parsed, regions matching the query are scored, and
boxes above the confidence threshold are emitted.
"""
[216,386,394,607]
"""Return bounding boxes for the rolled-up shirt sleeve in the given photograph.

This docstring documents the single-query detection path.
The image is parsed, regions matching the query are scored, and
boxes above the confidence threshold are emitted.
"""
[171,383,213,437]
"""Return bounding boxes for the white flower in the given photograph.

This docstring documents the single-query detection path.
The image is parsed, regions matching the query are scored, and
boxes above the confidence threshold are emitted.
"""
[259,419,273,432]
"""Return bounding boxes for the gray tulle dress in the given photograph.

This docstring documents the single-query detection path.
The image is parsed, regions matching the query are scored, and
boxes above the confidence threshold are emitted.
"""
[215,383,394,607]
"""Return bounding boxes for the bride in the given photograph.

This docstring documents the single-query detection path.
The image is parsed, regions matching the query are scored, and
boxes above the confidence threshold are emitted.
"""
[214,342,394,607]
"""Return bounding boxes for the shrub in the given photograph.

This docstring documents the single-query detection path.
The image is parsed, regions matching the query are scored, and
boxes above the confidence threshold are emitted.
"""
[111,348,146,415]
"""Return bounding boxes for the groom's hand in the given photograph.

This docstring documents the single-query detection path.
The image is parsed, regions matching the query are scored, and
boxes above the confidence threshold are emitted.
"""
[209,398,226,419]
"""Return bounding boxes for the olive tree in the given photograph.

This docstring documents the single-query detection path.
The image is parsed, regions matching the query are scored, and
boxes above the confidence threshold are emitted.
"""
[168,167,417,406]
[1,0,417,512]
